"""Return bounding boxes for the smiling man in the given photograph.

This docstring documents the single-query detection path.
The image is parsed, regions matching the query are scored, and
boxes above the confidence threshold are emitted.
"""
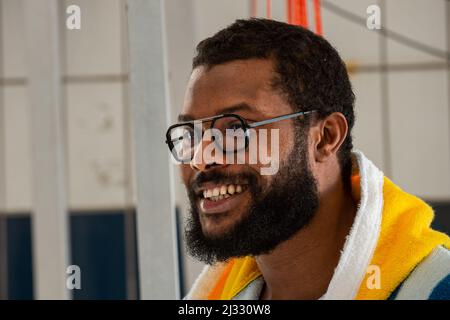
[168,19,450,300]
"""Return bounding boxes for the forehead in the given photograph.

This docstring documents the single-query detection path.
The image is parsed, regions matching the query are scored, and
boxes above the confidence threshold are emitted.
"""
[182,59,290,120]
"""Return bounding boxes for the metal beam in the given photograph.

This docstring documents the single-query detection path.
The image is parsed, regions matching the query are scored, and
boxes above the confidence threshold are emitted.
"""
[378,0,392,177]
[24,0,69,299]
[0,0,9,300]
[126,0,180,299]
[447,0,450,178]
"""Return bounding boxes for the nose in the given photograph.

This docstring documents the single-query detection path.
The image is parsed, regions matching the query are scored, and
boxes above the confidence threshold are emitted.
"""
[190,132,226,172]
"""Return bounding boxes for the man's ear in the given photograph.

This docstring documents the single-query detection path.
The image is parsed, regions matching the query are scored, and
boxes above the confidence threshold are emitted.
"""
[312,112,348,162]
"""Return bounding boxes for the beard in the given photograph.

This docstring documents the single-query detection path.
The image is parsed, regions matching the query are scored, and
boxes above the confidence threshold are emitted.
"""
[185,130,319,265]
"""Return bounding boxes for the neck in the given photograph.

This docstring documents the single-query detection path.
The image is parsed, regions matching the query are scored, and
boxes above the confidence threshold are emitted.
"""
[256,176,357,300]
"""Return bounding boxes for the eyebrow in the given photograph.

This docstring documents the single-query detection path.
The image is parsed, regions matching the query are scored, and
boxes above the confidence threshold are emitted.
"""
[177,103,254,123]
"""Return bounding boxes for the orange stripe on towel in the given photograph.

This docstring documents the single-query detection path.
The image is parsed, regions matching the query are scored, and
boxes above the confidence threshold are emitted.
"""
[207,260,235,299]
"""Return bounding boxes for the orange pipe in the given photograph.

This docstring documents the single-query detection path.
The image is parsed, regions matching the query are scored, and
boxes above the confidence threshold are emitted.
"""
[299,0,308,27]
[289,0,308,27]
[250,0,257,18]
[291,0,300,25]
[286,0,291,23]
[266,0,272,19]
[314,0,322,35]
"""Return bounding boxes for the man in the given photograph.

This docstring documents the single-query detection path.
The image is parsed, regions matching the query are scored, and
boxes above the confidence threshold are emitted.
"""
[166,19,450,300]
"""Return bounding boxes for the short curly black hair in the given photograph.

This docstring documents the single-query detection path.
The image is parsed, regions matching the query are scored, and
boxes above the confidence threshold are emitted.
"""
[193,18,355,189]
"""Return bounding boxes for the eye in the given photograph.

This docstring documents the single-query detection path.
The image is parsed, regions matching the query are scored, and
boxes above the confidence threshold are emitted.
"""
[227,122,245,130]
[183,128,193,138]
[183,129,196,146]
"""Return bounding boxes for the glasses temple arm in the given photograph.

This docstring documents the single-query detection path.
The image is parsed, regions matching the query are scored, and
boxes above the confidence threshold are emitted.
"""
[247,110,316,128]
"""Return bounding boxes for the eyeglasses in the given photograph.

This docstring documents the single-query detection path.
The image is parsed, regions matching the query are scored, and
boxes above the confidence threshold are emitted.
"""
[165,110,317,162]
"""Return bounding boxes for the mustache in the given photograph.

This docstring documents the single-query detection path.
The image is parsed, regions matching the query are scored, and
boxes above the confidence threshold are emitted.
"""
[190,169,259,191]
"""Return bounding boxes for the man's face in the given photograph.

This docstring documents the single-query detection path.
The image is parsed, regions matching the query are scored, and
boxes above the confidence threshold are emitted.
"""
[180,59,319,264]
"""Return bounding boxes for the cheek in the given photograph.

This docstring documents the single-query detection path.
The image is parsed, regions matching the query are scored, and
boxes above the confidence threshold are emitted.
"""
[240,126,294,176]
[272,126,296,165]
[179,164,192,186]
[278,128,295,160]
[247,128,291,159]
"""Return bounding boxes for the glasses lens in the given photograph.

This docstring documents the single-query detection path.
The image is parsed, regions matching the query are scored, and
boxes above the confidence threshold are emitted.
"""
[168,125,196,161]
[212,116,247,153]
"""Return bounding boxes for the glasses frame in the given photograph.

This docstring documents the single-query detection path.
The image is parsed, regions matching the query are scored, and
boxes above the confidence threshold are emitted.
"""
[165,110,317,162]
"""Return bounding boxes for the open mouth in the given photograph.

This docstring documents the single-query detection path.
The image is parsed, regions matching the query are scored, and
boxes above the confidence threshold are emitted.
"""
[197,183,249,214]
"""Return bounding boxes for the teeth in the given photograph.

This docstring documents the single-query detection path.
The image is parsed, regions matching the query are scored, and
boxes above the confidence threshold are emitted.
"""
[202,184,245,200]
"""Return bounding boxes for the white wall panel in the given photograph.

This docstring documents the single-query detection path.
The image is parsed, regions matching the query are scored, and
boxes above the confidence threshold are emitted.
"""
[385,0,447,64]
[322,0,381,65]
[192,0,250,44]
[351,72,385,171]
[4,86,32,212]
[66,82,127,210]
[388,70,450,200]
[63,0,123,76]
[1,0,26,78]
